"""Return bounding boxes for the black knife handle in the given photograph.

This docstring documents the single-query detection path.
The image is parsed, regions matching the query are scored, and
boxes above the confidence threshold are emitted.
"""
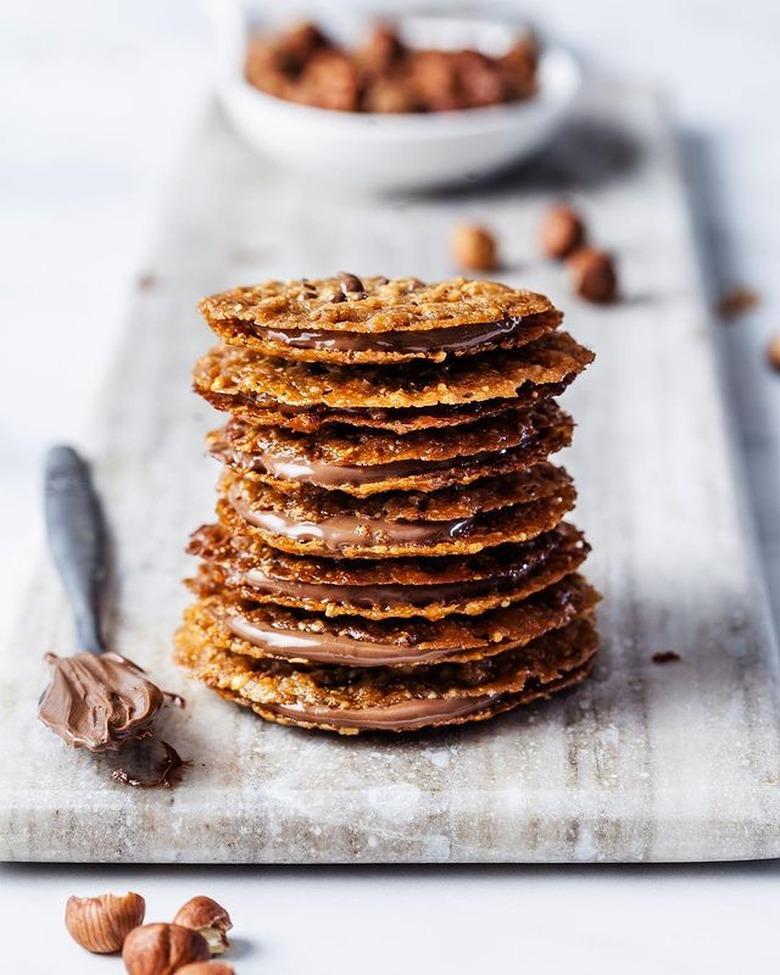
[44,446,107,655]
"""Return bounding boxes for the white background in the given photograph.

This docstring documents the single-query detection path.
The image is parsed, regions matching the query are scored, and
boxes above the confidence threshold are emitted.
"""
[2,1,780,971]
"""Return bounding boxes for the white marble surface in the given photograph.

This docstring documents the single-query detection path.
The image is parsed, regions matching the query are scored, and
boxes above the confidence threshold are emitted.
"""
[2,0,780,970]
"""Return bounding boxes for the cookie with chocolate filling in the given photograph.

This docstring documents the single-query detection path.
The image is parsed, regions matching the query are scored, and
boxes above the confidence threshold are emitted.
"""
[193,330,593,412]
[173,614,598,734]
[210,398,564,482]
[189,522,589,620]
[198,275,563,364]
[200,378,574,434]
[210,406,573,497]
[217,475,576,558]
[179,572,598,670]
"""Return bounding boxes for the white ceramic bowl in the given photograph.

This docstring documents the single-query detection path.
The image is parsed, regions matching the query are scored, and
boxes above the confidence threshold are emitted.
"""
[205,6,582,192]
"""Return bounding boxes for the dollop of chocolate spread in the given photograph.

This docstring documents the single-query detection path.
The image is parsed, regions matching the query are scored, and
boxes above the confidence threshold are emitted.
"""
[38,651,165,752]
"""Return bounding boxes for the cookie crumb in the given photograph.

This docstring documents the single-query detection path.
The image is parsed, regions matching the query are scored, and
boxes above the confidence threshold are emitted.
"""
[651,651,681,665]
[137,272,158,291]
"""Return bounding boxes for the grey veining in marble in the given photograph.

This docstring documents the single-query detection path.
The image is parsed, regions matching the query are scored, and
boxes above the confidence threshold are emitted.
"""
[1,83,779,863]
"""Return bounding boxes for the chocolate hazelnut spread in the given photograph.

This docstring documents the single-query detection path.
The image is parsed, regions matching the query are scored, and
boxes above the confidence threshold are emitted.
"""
[240,557,543,608]
[38,651,165,752]
[256,317,532,355]
[228,615,459,666]
[237,443,503,488]
[232,496,473,550]
[260,692,503,731]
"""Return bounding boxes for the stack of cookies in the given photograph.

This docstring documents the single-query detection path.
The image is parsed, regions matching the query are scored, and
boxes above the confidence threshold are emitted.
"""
[175,274,598,734]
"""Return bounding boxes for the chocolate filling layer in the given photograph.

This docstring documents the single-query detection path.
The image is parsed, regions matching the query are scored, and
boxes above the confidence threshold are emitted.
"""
[255,316,534,355]
[241,556,548,609]
[232,496,473,550]
[231,444,508,488]
[258,693,504,730]
[228,615,464,666]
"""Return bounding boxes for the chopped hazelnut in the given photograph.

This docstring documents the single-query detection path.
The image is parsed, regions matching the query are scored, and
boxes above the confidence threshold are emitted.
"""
[568,247,618,303]
[540,204,586,260]
[173,896,233,955]
[452,224,498,272]
[455,50,506,108]
[64,891,146,954]
[356,24,404,77]
[122,923,210,975]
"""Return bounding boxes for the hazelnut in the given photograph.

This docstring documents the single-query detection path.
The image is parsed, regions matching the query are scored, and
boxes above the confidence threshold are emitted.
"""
[338,271,365,294]
[539,204,586,259]
[568,247,618,303]
[452,224,498,272]
[177,965,235,975]
[122,923,210,975]
[65,891,146,954]
[767,334,780,371]
[173,896,233,955]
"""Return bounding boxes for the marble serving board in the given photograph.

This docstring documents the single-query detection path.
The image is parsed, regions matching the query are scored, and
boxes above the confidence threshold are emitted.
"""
[2,82,780,864]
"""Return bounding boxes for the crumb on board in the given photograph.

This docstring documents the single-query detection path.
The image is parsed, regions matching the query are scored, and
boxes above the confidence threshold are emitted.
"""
[717,286,759,320]
[651,651,681,665]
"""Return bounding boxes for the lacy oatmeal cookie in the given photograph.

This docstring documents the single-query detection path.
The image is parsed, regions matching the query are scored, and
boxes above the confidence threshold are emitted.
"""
[193,330,593,411]
[217,479,577,558]
[212,400,565,468]
[210,408,573,497]
[189,522,589,620]
[219,461,572,526]
[179,577,597,668]
[173,614,598,734]
[199,275,563,364]
[200,379,573,434]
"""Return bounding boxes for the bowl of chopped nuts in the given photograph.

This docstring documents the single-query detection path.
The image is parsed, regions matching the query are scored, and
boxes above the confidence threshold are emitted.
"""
[203,4,582,192]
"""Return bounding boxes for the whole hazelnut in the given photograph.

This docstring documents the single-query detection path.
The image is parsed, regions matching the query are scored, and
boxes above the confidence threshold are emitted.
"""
[122,923,210,975]
[338,270,365,294]
[568,247,618,303]
[173,896,233,955]
[177,965,236,975]
[767,334,780,371]
[452,223,498,272]
[65,891,146,954]
[539,204,586,259]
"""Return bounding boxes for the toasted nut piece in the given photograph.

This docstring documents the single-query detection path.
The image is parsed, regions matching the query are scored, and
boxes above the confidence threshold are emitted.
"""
[767,334,780,371]
[173,896,233,955]
[65,891,146,954]
[122,923,210,975]
[177,964,236,975]
[717,285,758,320]
[568,247,618,303]
[338,271,365,294]
[539,204,586,259]
[452,224,498,271]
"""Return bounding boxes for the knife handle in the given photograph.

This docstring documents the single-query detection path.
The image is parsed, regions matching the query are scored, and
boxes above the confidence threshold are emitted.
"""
[44,446,107,655]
